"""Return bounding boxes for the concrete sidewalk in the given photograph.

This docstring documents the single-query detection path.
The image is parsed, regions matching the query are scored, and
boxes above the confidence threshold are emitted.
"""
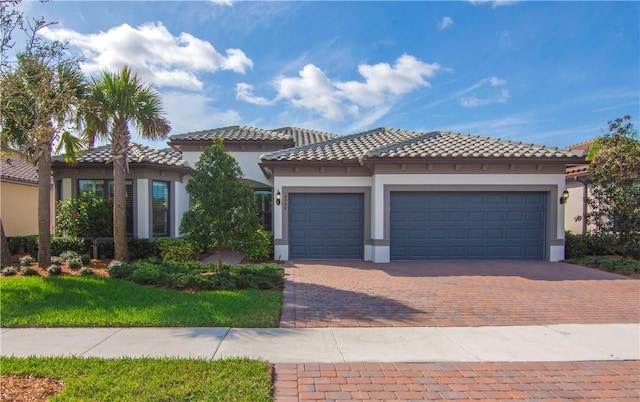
[1,323,638,363]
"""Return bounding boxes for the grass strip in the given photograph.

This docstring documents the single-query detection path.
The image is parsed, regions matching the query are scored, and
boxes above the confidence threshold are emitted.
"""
[0,276,281,327]
[1,356,272,401]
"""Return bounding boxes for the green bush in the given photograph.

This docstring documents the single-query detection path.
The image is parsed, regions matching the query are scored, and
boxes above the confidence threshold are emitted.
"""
[108,260,283,291]
[79,267,93,276]
[7,235,38,256]
[19,255,35,266]
[51,256,64,265]
[565,232,588,259]
[241,229,274,262]
[157,238,200,262]
[21,267,38,276]
[128,238,160,260]
[81,254,91,265]
[2,267,17,276]
[51,237,90,257]
[67,257,83,270]
[108,261,135,279]
[97,241,114,259]
[47,265,62,275]
[60,250,80,262]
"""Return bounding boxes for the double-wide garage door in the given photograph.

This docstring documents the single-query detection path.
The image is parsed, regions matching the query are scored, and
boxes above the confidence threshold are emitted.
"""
[289,193,364,259]
[390,192,546,260]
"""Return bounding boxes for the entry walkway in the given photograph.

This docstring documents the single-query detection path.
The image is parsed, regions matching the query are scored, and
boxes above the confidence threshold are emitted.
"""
[2,323,638,362]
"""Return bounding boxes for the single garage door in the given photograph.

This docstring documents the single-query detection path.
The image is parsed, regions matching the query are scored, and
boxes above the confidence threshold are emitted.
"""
[390,192,546,260]
[289,193,364,259]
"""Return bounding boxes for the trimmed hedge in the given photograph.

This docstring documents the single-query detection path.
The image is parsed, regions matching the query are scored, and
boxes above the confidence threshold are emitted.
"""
[109,260,284,291]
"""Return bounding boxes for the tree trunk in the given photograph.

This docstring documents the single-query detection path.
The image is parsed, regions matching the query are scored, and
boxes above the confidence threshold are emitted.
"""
[1,219,12,268]
[217,244,223,273]
[37,151,52,267]
[112,123,129,262]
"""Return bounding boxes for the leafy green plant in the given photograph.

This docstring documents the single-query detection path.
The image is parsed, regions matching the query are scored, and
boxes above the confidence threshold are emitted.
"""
[157,238,200,263]
[67,257,82,270]
[7,236,38,255]
[51,256,64,265]
[19,255,35,266]
[81,254,91,265]
[128,238,160,260]
[47,264,62,275]
[2,267,17,276]
[79,267,93,276]
[60,250,80,262]
[565,231,588,259]
[51,237,90,257]
[241,229,274,262]
[21,267,38,276]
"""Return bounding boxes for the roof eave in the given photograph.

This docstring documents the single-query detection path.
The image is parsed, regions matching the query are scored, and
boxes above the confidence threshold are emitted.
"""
[361,156,588,165]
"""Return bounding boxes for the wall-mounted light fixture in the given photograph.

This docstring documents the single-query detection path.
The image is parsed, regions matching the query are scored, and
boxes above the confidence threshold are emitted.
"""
[559,189,570,205]
[275,190,281,206]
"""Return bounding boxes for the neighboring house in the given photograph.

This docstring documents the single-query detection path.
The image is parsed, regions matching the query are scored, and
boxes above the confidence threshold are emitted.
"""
[52,125,587,262]
[0,153,54,236]
[565,140,593,234]
[52,144,191,239]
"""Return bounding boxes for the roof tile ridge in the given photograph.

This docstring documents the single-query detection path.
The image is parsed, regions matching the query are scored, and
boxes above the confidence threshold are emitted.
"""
[364,129,439,157]
[169,125,242,139]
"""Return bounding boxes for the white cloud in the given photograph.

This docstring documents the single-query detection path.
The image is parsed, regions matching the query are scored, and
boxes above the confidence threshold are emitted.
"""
[248,54,439,123]
[39,22,252,91]
[163,91,241,135]
[458,76,510,108]
[235,83,274,106]
[210,0,234,6]
[468,0,519,8]
[437,16,454,30]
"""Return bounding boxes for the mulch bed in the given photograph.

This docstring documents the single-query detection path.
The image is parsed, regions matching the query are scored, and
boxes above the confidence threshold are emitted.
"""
[0,375,64,402]
[1,253,111,278]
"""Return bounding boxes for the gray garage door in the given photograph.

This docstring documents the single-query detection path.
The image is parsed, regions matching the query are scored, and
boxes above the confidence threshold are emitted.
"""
[390,192,546,260]
[289,193,364,259]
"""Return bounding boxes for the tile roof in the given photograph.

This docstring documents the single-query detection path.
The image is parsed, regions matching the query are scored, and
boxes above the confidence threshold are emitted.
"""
[261,127,421,161]
[567,139,595,151]
[0,153,38,184]
[364,131,586,160]
[270,127,340,146]
[566,165,589,176]
[261,128,586,162]
[54,143,188,168]
[169,125,292,143]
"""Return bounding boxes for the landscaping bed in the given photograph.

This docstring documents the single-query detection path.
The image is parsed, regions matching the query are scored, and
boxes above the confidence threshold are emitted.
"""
[564,256,640,279]
[0,356,272,401]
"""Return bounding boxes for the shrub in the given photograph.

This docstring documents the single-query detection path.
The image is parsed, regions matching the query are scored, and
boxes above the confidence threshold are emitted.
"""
[47,264,62,275]
[8,236,39,256]
[97,241,115,259]
[79,267,93,276]
[229,263,284,290]
[157,238,200,263]
[128,238,160,260]
[67,257,83,270]
[60,250,81,262]
[108,261,135,279]
[21,267,38,276]
[19,255,35,266]
[565,232,588,259]
[51,237,90,257]
[241,229,274,262]
[51,256,64,265]
[81,254,91,265]
[2,267,17,276]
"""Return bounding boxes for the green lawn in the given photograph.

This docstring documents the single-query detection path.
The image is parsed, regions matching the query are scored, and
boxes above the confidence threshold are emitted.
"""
[1,356,272,401]
[0,276,282,327]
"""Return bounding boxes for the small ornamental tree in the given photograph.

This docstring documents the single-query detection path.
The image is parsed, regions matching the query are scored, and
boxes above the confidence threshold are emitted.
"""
[585,115,640,257]
[180,138,260,271]
[56,192,113,259]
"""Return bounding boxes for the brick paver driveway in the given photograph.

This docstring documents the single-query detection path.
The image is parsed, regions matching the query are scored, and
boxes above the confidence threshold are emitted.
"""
[274,361,640,401]
[279,260,640,328]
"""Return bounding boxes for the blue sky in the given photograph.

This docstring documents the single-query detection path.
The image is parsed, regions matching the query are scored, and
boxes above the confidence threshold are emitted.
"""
[20,0,640,148]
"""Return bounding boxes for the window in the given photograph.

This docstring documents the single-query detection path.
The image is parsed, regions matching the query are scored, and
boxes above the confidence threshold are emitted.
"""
[78,179,133,236]
[255,190,272,231]
[152,181,170,237]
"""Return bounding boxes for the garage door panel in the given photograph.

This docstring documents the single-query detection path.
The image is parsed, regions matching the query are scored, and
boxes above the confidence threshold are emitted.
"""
[289,193,364,259]
[391,192,545,260]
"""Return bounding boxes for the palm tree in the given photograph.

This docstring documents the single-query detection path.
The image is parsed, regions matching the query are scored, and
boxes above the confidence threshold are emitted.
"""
[1,54,87,267]
[85,66,170,261]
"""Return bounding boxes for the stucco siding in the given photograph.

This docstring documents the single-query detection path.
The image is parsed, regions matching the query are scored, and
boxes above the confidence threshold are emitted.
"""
[1,182,54,236]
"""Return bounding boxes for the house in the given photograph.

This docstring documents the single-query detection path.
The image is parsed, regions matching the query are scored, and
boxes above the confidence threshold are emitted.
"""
[564,140,593,234]
[0,153,54,236]
[52,125,587,262]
